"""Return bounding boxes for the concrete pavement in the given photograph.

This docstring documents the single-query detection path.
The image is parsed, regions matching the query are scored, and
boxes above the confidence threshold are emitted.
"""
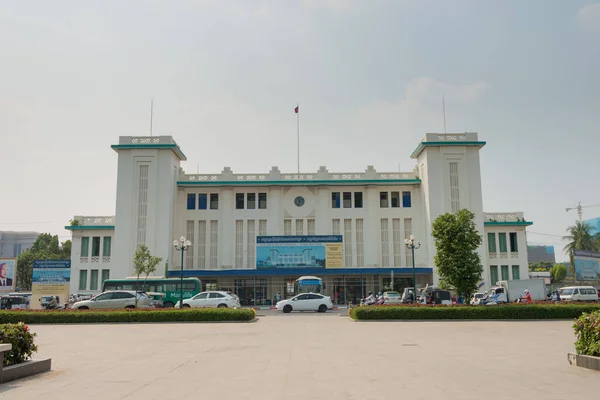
[1,314,599,399]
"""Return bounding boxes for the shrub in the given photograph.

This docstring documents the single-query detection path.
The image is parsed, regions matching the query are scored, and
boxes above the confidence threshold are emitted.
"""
[0,322,38,366]
[349,303,600,320]
[573,311,600,356]
[0,308,256,325]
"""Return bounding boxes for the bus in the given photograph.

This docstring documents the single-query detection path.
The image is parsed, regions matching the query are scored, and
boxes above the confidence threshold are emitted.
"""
[102,277,202,308]
[295,276,322,294]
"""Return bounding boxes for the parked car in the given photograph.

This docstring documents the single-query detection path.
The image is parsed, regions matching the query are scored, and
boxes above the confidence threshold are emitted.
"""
[558,286,599,302]
[175,291,241,309]
[383,291,402,304]
[275,293,333,313]
[71,291,152,310]
[471,292,485,305]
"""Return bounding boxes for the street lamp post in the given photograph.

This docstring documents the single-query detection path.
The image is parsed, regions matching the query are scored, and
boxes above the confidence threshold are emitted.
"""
[173,236,191,308]
[404,234,421,303]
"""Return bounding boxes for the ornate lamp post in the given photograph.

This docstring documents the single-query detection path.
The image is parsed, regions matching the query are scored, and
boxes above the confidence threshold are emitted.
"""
[404,234,421,303]
[173,236,191,308]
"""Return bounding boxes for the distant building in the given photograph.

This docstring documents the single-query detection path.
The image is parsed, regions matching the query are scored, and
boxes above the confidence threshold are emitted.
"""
[0,231,39,258]
[527,245,556,264]
[584,217,600,236]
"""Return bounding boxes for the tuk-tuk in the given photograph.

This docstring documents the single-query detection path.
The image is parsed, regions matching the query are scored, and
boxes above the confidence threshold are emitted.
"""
[147,292,165,308]
[419,285,452,305]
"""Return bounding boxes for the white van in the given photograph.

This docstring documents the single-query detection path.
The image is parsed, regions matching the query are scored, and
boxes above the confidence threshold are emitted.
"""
[558,286,599,302]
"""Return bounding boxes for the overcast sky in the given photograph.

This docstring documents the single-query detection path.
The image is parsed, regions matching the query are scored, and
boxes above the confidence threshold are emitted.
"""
[1,0,599,261]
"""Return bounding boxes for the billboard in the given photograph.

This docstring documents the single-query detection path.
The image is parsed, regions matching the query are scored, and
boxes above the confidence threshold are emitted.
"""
[256,236,343,269]
[574,250,600,281]
[0,258,17,292]
[31,260,71,309]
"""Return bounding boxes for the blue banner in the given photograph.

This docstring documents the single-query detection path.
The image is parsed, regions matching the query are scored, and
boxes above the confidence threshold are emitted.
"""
[33,260,71,269]
[257,235,342,244]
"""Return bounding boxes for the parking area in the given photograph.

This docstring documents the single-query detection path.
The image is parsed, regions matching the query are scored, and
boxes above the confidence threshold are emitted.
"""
[2,315,600,400]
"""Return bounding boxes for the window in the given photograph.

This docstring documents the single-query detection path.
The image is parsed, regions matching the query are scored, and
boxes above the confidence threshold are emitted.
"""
[235,220,243,268]
[284,219,292,236]
[402,191,412,208]
[210,220,218,268]
[137,164,149,247]
[198,194,208,210]
[187,193,196,210]
[490,266,498,285]
[391,192,400,208]
[258,193,267,209]
[392,219,401,267]
[381,218,389,267]
[509,232,518,252]
[236,193,244,209]
[90,270,99,291]
[331,192,340,208]
[247,193,256,209]
[198,220,206,269]
[354,192,363,208]
[307,219,315,235]
[114,292,135,299]
[342,192,352,208]
[194,293,208,300]
[404,218,413,266]
[91,237,101,257]
[498,233,507,253]
[332,219,340,235]
[380,192,388,208]
[186,220,195,269]
[296,219,304,235]
[344,219,352,267]
[501,265,509,280]
[81,237,89,257]
[449,162,460,212]
[487,233,496,253]
[210,194,219,210]
[101,269,110,286]
[512,265,520,280]
[356,219,364,267]
[102,237,112,257]
[247,220,256,268]
[79,270,88,291]
[259,219,267,236]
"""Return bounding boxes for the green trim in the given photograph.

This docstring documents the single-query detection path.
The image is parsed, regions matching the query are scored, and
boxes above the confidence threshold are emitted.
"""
[410,141,487,159]
[111,143,187,161]
[484,221,533,227]
[65,225,115,231]
[177,179,422,187]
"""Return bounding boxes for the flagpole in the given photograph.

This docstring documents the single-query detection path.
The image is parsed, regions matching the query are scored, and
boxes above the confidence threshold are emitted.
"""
[297,102,300,174]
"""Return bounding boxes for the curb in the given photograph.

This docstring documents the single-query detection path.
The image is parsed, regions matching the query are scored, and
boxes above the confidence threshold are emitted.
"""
[568,353,600,372]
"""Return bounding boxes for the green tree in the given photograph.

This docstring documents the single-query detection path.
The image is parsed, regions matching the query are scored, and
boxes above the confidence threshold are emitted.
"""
[528,261,553,272]
[562,221,597,279]
[16,234,71,291]
[549,264,567,283]
[132,245,162,305]
[431,209,483,304]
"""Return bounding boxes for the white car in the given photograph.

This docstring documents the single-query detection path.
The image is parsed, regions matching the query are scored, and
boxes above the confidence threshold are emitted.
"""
[71,291,152,310]
[383,291,402,304]
[175,291,241,309]
[276,293,333,313]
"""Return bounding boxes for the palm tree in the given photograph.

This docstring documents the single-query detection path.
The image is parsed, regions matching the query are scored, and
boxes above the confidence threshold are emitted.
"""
[563,221,598,279]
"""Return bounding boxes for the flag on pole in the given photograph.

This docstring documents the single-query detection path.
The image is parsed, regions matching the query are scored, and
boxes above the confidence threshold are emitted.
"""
[295,105,299,113]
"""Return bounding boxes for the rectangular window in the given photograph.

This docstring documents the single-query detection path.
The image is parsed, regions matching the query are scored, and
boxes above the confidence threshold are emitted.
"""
[296,219,304,236]
[235,220,244,268]
[210,220,218,268]
[402,191,412,208]
[101,269,110,287]
[404,218,413,266]
[449,162,460,212]
[284,219,292,236]
[137,164,149,247]
[487,233,496,253]
[185,220,195,269]
[343,192,352,208]
[509,232,518,252]
[354,192,363,208]
[512,265,520,280]
[380,192,388,208]
[198,220,206,269]
[79,270,88,291]
[501,265,509,280]
[258,193,267,209]
[356,219,364,267]
[81,237,89,257]
[91,237,101,257]
[259,219,267,236]
[187,193,196,210]
[210,194,219,210]
[247,220,256,269]
[307,219,315,235]
[332,219,341,235]
[391,192,400,208]
[392,218,401,267]
[490,266,498,285]
[90,270,99,291]
[381,218,389,267]
[332,192,341,208]
[236,193,245,209]
[198,194,208,210]
[344,219,352,267]
[498,233,507,253]
[102,237,112,257]
[247,193,256,209]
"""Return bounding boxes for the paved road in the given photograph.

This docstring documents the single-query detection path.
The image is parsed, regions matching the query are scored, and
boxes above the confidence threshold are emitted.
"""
[2,317,599,400]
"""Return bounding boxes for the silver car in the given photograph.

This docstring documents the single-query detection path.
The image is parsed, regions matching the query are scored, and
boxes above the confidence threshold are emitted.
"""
[71,291,152,310]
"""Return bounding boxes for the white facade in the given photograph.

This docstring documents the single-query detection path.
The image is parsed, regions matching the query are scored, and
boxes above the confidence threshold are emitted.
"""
[68,133,532,301]
[0,231,39,258]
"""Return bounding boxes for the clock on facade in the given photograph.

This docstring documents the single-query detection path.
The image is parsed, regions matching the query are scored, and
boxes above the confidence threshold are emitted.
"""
[294,196,305,207]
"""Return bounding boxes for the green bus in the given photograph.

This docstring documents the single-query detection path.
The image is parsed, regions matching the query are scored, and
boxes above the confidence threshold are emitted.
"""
[102,277,202,308]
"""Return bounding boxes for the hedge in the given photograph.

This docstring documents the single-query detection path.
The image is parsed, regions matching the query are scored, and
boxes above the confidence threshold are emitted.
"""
[0,322,38,366]
[349,303,600,320]
[0,308,256,324]
[573,311,600,356]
